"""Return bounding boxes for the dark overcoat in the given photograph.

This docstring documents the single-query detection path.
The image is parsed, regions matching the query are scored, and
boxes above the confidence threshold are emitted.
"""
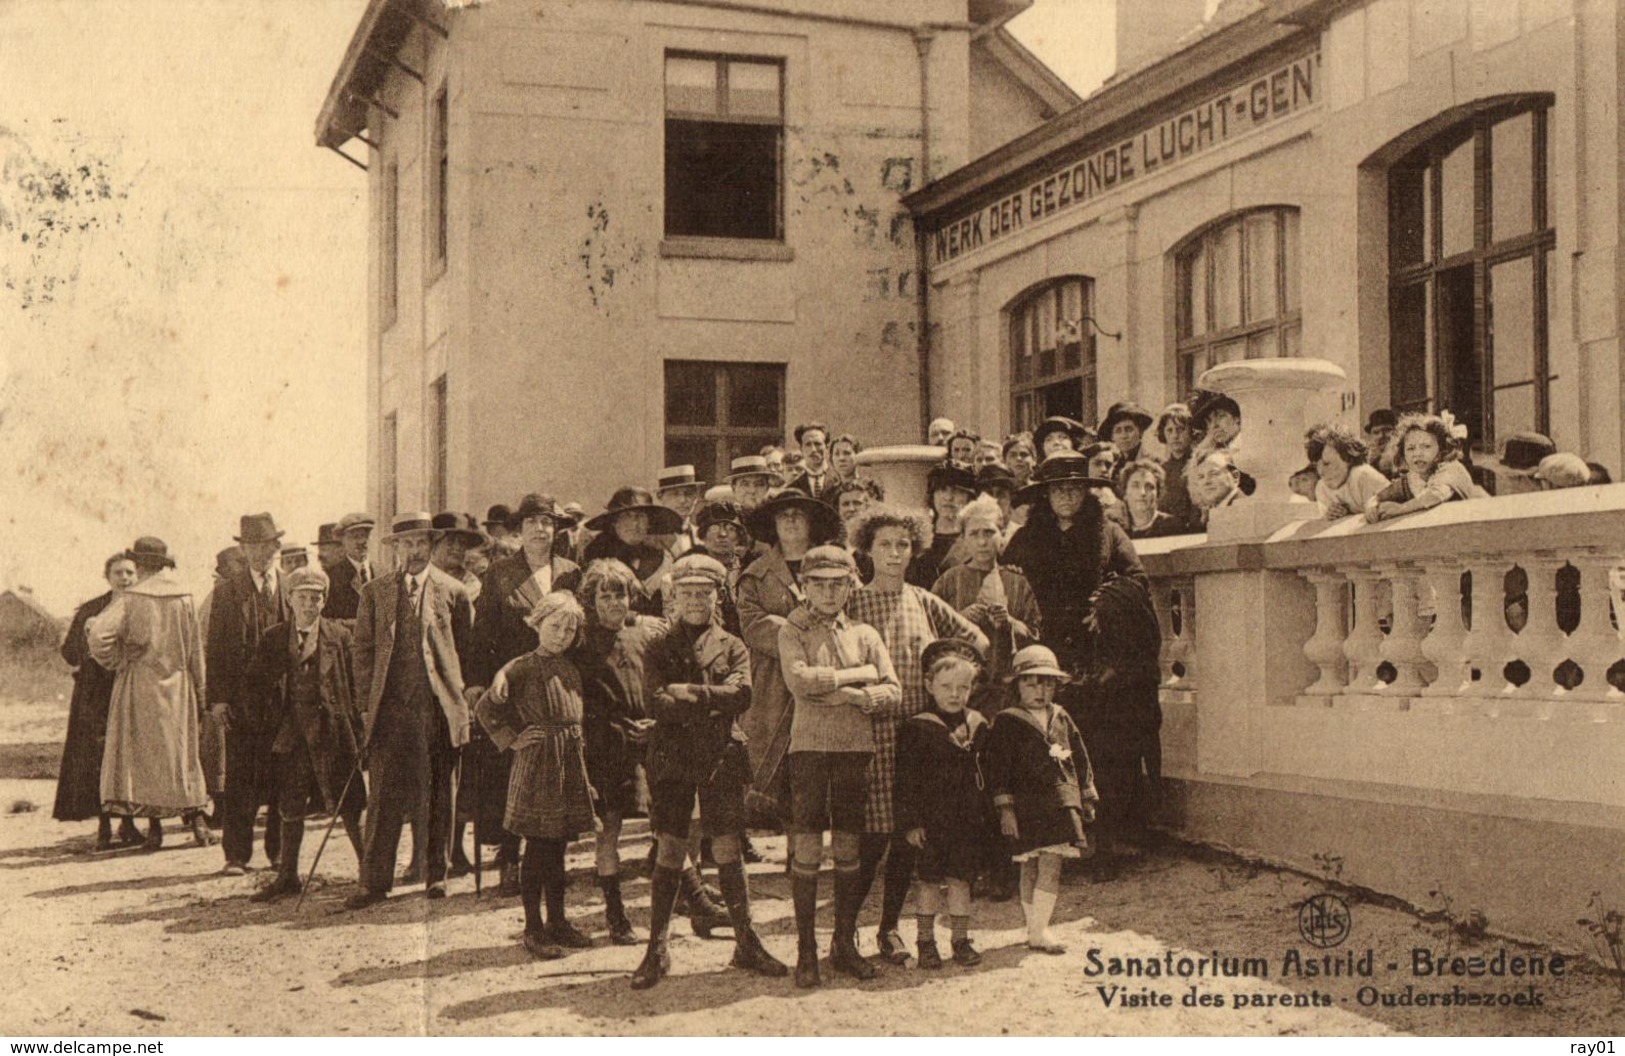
[53,592,117,821]
[894,709,998,875]
[206,563,290,731]
[983,703,1098,856]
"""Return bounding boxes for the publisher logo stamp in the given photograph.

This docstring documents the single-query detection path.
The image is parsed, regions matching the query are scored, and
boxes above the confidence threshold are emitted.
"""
[1298,893,1351,949]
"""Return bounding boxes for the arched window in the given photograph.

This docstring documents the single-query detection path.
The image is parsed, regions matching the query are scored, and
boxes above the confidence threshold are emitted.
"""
[1008,276,1096,432]
[1173,206,1301,393]
[1385,97,1555,446]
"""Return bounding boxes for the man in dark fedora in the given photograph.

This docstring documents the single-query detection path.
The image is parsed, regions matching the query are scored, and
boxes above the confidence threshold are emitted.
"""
[207,512,292,875]
[483,504,519,557]
[323,512,377,622]
[655,466,706,559]
[347,513,475,907]
[432,512,487,605]
[466,492,582,894]
[316,523,343,569]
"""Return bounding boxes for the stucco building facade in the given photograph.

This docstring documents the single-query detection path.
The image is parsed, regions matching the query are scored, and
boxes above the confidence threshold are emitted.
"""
[317,0,1078,522]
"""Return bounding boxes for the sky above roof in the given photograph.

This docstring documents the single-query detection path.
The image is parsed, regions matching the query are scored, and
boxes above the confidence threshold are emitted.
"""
[1008,0,1117,99]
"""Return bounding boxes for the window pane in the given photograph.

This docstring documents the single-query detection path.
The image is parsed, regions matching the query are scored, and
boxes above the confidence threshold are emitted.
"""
[1059,280,1084,334]
[1178,244,1206,338]
[666,437,719,485]
[665,119,780,239]
[1014,393,1035,432]
[1245,213,1279,323]
[1389,282,1430,411]
[1490,256,1535,386]
[1282,208,1300,311]
[666,56,718,115]
[1440,136,1476,257]
[1389,164,1429,268]
[727,363,783,428]
[1494,382,1536,439]
[1490,112,1533,241]
[665,362,717,426]
[1246,328,1278,359]
[1210,336,1247,367]
[727,61,781,119]
[1213,222,1242,331]
[1035,288,1055,352]
[1282,319,1302,358]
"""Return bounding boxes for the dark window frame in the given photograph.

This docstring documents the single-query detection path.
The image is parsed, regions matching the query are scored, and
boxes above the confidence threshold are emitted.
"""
[663,51,785,244]
[1385,100,1555,446]
[429,374,448,514]
[427,82,449,279]
[381,159,399,329]
[1172,206,1302,397]
[381,411,399,528]
[1007,276,1097,434]
[663,360,786,486]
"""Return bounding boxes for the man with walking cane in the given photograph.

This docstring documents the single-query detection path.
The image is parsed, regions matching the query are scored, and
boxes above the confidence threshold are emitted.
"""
[244,566,367,902]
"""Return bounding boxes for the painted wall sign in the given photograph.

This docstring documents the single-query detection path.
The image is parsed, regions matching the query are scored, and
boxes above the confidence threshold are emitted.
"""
[931,51,1321,265]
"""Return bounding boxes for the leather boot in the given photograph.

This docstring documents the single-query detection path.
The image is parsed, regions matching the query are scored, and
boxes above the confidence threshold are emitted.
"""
[630,866,681,990]
[599,874,639,946]
[719,861,787,977]
[829,867,877,980]
[680,866,731,938]
[791,869,821,989]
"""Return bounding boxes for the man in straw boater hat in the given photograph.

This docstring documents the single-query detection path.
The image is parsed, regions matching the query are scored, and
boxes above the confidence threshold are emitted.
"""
[244,566,367,902]
[630,553,789,989]
[87,537,211,852]
[654,465,706,560]
[467,493,582,895]
[323,512,377,622]
[346,512,476,908]
[208,512,293,876]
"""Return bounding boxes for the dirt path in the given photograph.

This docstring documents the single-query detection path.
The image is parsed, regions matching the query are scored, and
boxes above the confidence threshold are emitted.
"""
[4,679,1622,1036]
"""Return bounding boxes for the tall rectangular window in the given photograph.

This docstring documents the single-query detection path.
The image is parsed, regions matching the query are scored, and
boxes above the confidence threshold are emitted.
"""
[381,160,399,326]
[665,53,783,241]
[1009,277,1097,433]
[429,84,449,270]
[1173,207,1301,395]
[381,411,399,526]
[664,361,785,485]
[429,375,448,514]
[1385,99,1555,445]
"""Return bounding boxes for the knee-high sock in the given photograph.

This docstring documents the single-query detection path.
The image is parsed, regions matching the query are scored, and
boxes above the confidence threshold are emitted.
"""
[832,861,864,945]
[543,839,567,925]
[854,832,888,913]
[717,860,753,935]
[646,864,682,943]
[879,837,917,933]
[1029,856,1060,942]
[791,865,820,957]
[521,839,547,933]
[598,873,628,926]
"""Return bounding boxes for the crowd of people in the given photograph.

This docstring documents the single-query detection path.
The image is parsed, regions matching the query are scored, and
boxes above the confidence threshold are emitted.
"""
[49,391,1606,991]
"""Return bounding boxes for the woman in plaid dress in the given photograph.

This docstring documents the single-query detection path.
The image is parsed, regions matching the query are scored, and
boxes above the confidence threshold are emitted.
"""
[845,504,987,964]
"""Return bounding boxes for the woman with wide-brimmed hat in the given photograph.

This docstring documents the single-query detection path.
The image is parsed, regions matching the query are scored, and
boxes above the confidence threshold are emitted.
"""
[1099,401,1154,464]
[583,487,683,616]
[1004,453,1147,685]
[736,490,841,824]
[86,537,210,851]
[905,461,979,589]
[1031,416,1094,460]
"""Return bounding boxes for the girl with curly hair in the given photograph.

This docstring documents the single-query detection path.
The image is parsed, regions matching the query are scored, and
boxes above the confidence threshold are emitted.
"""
[845,503,988,965]
[1364,413,1487,523]
[1305,423,1390,520]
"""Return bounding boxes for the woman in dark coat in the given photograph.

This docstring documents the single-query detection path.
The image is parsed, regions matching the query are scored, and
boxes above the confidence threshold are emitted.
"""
[54,553,140,848]
[1002,452,1147,688]
[582,487,681,616]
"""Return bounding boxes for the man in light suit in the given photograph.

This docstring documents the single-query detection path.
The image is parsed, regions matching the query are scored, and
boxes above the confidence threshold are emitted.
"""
[345,512,475,907]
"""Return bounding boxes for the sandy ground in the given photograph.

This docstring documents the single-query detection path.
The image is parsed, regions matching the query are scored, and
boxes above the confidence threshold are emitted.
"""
[4,677,1623,1037]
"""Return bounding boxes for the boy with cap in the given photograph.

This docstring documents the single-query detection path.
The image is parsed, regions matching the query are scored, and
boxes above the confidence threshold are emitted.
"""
[631,553,787,989]
[246,566,367,901]
[777,545,902,987]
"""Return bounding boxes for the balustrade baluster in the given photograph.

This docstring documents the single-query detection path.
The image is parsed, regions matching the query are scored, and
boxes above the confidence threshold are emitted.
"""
[1420,562,1469,699]
[1561,552,1625,706]
[1170,578,1197,690]
[1342,568,1385,692]
[1377,564,1430,694]
[1460,557,1513,701]
[1300,568,1348,699]
[1510,555,1566,705]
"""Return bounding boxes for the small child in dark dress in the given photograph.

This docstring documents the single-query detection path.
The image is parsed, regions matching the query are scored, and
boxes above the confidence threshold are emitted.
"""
[983,645,1098,954]
[895,638,996,969]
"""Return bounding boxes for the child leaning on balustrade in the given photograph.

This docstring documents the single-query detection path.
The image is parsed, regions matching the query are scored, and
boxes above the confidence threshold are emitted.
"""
[1364,412,1489,524]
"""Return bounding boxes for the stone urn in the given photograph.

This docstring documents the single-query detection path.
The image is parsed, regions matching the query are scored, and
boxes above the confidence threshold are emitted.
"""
[852,444,945,510]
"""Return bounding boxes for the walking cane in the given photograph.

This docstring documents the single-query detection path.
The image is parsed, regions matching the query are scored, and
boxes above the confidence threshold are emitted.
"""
[295,754,365,911]
[472,735,483,897]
